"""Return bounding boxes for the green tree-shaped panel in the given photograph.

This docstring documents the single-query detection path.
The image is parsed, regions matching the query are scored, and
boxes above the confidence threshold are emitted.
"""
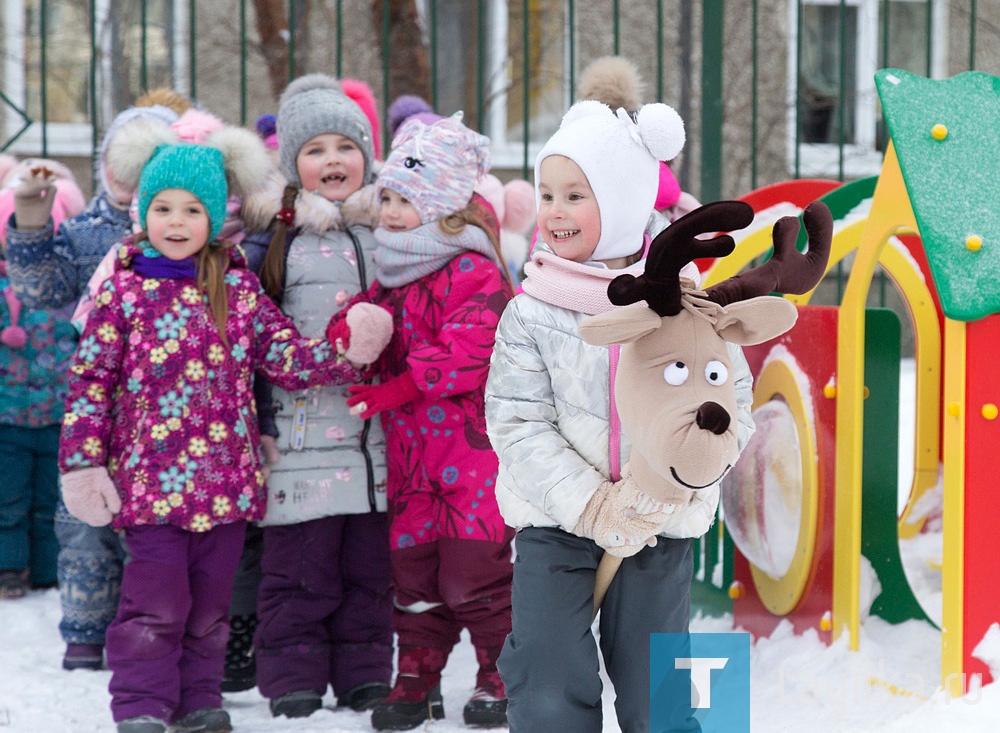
[876,68,1000,322]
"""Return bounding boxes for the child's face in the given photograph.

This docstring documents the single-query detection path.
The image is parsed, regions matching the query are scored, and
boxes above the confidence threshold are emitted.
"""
[379,188,422,232]
[145,188,210,260]
[537,155,601,263]
[296,133,365,202]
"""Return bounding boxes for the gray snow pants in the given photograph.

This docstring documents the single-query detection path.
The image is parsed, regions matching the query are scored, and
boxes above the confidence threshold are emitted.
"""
[498,527,693,733]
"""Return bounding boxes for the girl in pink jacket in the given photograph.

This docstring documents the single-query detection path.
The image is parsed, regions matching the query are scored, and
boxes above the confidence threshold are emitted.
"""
[328,114,513,731]
[58,123,390,733]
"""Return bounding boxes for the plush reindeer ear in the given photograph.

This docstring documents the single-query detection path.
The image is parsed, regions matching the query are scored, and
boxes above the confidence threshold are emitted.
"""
[713,297,798,345]
[579,306,664,346]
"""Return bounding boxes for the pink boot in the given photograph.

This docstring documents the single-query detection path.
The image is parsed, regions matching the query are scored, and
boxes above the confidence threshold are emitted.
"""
[371,645,448,731]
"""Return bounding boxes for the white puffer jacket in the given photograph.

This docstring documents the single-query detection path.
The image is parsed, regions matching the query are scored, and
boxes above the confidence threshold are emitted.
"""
[484,251,755,539]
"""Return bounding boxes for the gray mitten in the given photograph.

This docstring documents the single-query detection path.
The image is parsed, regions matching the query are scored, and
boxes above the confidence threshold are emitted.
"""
[13,168,57,230]
[574,473,675,558]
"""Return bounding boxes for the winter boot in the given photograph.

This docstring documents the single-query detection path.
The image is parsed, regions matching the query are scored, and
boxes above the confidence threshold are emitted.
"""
[269,690,323,718]
[0,569,27,599]
[221,613,257,692]
[337,681,391,712]
[171,707,233,732]
[371,646,448,731]
[63,643,104,671]
[463,646,508,728]
[115,716,168,733]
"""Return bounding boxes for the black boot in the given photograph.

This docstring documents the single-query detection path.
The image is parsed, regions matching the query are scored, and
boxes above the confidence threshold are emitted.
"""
[221,614,257,693]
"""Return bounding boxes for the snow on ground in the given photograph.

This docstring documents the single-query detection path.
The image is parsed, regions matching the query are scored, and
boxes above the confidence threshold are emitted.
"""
[3,588,1000,732]
[4,361,1000,731]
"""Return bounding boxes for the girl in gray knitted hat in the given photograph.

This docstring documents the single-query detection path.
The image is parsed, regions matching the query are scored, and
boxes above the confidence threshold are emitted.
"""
[238,73,395,720]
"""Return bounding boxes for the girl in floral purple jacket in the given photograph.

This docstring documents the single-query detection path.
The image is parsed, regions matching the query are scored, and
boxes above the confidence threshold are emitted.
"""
[327,114,513,731]
[57,123,390,733]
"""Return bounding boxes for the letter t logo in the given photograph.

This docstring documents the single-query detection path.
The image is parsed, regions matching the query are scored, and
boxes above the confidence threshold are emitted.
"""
[675,657,729,708]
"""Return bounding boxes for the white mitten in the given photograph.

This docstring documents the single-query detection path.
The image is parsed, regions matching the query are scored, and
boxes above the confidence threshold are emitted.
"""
[60,467,122,527]
[574,473,675,558]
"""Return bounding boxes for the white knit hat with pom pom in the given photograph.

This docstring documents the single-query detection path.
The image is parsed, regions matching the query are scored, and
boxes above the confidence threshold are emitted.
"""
[535,99,684,262]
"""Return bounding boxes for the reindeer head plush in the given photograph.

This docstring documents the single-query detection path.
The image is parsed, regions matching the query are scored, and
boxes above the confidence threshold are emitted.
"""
[578,200,832,503]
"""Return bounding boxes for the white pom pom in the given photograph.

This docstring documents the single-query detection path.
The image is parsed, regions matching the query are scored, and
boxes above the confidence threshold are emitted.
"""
[207,126,274,198]
[636,103,685,161]
[279,73,343,107]
[104,118,179,191]
[560,100,614,128]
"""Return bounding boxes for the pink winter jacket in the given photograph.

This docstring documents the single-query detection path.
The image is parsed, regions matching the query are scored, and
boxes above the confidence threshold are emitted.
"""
[333,250,512,549]
[58,239,369,532]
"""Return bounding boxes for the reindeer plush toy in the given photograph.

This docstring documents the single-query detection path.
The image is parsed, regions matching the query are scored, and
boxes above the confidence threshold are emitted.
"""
[578,199,832,611]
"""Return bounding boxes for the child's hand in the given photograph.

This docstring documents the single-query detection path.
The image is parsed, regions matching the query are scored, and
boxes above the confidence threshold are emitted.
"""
[574,474,677,557]
[60,467,122,527]
[326,302,393,366]
[13,166,57,230]
[259,434,280,480]
[346,373,421,419]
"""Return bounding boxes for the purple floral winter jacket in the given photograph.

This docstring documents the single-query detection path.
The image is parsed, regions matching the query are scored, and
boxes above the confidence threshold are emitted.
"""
[58,240,367,532]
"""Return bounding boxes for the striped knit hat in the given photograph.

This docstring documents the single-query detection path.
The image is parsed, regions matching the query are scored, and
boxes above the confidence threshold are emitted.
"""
[377,112,490,225]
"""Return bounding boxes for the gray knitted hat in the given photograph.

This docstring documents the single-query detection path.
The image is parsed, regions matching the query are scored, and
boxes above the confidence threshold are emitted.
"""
[277,74,376,188]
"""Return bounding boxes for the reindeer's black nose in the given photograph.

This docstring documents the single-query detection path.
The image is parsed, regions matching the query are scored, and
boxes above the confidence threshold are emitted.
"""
[696,402,730,435]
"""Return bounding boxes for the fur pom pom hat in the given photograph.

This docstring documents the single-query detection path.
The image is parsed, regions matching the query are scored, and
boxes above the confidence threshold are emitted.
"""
[377,112,490,225]
[97,104,180,197]
[277,73,376,188]
[535,100,685,262]
[106,117,271,242]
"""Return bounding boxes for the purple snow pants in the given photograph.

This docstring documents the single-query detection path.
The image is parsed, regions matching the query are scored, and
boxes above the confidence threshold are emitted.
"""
[255,512,393,701]
[106,521,246,723]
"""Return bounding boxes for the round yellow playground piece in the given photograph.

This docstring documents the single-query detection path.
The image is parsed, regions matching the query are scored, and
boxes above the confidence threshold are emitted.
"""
[982,403,998,420]
[947,402,961,417]
[966,234,982,252]
[931,123,948,140]
[823,384,837,399]
[728,581,745,600]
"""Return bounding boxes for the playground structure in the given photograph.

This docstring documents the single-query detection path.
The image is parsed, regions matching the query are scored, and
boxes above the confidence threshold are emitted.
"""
[694,68,1000,696]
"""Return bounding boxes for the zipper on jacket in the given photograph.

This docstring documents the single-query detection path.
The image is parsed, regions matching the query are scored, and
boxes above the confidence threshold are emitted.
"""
[126,410,149,469]
[346,226,378,511]
[608,344,622,482]
[237,409,259,468]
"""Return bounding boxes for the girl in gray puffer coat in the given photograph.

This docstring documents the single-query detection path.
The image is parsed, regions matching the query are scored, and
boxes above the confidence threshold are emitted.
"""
[238,73,394,719]
[485,101,755,733]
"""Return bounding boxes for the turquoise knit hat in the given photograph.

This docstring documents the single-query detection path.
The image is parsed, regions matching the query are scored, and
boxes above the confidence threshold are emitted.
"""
[137,143,228,242]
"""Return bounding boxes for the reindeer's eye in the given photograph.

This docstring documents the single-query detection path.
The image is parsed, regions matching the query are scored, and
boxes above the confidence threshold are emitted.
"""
[704,360,728,386]
[663,361,689,386]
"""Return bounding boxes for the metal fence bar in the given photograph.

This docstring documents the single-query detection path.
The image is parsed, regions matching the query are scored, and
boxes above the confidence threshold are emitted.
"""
[701,0,723,203]
[39,0,48,156]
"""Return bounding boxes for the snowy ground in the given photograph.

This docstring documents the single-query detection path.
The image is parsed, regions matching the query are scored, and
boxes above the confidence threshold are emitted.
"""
[4,360,1000,731]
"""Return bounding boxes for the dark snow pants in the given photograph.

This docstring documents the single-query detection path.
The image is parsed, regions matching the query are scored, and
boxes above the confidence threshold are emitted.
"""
[499,527,693,733]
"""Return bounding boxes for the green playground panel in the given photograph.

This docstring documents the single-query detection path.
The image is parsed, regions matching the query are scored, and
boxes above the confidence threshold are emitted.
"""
[861,307,934,627]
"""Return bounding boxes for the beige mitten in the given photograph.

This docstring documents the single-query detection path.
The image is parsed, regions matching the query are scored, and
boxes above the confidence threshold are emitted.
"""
[13,167,57,230]
[574,473,675,558]
[327,302,394,366]
[60,467,122,527]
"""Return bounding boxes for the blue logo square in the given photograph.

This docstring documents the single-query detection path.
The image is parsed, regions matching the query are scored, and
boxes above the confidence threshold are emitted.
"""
[650,632,750,732]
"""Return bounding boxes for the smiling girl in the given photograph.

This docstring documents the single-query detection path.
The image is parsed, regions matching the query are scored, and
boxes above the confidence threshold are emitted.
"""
[237,73,397,719]
[57,126,388,733]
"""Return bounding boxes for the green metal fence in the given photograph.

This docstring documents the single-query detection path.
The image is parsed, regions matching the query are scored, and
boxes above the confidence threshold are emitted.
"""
[4,1,998,200]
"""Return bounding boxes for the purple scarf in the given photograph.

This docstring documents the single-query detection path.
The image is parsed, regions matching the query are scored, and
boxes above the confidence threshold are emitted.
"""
[133,254,198,280]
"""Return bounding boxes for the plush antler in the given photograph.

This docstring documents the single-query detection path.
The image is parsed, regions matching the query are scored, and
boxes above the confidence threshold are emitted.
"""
[608,201,755,315]
[706,201,833,307]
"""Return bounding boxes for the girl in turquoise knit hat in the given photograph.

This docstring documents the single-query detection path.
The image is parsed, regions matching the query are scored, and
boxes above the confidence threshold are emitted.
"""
[58,121,392,733]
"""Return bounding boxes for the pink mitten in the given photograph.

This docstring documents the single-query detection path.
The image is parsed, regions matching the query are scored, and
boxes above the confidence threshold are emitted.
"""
[574,473,675,558]
[326,303,393,366]
[60,467,122,527]
[347,373,421,419]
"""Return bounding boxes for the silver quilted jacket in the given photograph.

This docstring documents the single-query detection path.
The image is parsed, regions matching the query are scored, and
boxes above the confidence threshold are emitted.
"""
[484,292,755,539]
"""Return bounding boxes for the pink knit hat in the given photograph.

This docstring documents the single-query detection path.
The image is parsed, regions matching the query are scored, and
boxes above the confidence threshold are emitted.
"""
[340,79,381,158]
